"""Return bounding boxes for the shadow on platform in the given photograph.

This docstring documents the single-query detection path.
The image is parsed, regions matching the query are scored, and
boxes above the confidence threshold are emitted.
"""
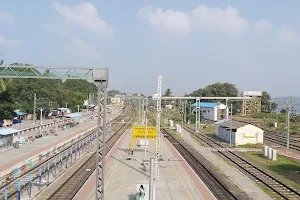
[127,194,137,200]
[111,156,149,177]
[118,148,155,155]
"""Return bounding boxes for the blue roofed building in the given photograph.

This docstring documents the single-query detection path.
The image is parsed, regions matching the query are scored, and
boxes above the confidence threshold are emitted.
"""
[64,113,83,127]
[192,102,229,121]
[14,110,28,120]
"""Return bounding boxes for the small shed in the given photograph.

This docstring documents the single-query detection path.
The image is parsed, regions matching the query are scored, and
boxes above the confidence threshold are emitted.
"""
[0,128,18,148]
[192,102,228,121]
[215,120,263,146]
[57,107,71,116]
[15,111,28,120]
[65,113,83,126]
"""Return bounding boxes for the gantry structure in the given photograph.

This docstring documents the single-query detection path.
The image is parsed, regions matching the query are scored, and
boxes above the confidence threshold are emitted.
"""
[0,64,108,200]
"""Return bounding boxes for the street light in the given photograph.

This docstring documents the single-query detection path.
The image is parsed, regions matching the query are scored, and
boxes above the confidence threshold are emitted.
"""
[229,104,233,147]
[39,108,43,135]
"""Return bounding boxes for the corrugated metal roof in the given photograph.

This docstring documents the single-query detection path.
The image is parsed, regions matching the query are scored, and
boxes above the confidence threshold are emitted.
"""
[57,107,69,112]
[219,120,247,129]
[0,128,19,136]
[215,118,230,125]
[15,111,28,116]
[191,102,218,108]
[65,113,83,119]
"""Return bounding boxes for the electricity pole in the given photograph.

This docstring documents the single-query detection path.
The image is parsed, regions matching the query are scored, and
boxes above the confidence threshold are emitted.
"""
[155,75,162,181]
[138,94,141,125]
[39,108,43,134]
[33,93,37,124]
[195,98,200,133]
[285,101,294,151]
[184,100,187,125]
[229,104,233,146]
[95,68,108,200]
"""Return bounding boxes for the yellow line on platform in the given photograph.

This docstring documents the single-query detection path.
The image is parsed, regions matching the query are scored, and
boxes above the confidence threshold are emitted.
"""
[163,140,193,200]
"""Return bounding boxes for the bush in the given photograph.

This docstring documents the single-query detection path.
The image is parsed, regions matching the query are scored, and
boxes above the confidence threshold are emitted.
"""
[253,112,285,123]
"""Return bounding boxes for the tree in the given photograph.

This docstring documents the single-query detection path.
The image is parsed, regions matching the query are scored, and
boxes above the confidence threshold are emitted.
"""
[280,108,286,114]
[261,91,277,112]
[0,57,15,120]
[186,82,239,99]
[0,55,5,94]
[164,88,172,97]
[108,90,125,97]
[186,82,240,113]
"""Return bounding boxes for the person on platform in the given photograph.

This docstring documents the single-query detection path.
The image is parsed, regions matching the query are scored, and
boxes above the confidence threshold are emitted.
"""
[139,185,145,200]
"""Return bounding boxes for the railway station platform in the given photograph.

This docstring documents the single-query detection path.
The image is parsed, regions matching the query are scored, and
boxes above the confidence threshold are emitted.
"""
[0,110,121,174]
[74,129,215,200]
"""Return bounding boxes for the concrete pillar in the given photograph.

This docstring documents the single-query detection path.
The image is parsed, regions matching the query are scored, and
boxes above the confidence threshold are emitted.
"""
[264,146,269,157]
[268,148,273,159]
[272,149,277,161]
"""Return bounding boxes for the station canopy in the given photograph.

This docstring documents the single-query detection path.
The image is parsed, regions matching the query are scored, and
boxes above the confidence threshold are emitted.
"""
[64,113,83,119]
[15,111,28,116]
[57,107,69,112]
[0,128,19,136]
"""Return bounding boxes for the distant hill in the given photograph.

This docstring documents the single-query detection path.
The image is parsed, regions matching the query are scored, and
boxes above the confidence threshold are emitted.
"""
[273,96,300,100]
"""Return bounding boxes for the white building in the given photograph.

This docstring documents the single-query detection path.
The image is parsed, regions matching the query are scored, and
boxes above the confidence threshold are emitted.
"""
[215,119,264,146]
[192,102,229,121]
[111,97,123,105]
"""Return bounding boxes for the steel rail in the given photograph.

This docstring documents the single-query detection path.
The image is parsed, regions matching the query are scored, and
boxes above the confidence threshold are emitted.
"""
[162,128,238,200]
[47,107,135,200]
[182,125,300,200]
[0,108,127,199]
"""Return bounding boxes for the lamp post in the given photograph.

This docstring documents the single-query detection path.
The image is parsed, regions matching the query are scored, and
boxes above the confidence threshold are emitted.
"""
[229,104,233,147]
[39,108,43,135]
[138,94,141,125]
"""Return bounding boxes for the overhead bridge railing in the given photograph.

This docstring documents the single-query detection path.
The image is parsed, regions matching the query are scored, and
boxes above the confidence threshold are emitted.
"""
[0,65,94,80]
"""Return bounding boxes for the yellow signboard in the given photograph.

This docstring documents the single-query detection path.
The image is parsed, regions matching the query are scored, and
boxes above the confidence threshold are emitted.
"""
[131,126,157,152]
[132,126,157,140]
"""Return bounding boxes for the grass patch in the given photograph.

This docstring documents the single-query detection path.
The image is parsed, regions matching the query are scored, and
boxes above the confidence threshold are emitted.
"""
[255,182,283,200]
[201,125,216,134]
[235,143,263,148]
[240,152,300,191]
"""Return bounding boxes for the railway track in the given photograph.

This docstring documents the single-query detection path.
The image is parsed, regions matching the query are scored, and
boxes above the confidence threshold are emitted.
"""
[162,128,238,200]
[47,106,135,200]
[183,125,300,200]
[172,114,300,151]
[0,107,129,199]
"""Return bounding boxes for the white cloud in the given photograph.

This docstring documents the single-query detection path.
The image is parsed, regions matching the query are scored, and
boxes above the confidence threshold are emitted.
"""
[138,4,249,36]
[72,38,97,57]
[52,1,111,34]
[190,5,249,36]
[138,5,191,35]
[254,19,273,33]
[0,34,23,48]
[0,11,15,24]
[41,23,72,35]
[278,26,299,44]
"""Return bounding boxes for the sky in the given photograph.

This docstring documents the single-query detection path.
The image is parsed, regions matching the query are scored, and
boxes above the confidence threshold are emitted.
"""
[0,0,300,98]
